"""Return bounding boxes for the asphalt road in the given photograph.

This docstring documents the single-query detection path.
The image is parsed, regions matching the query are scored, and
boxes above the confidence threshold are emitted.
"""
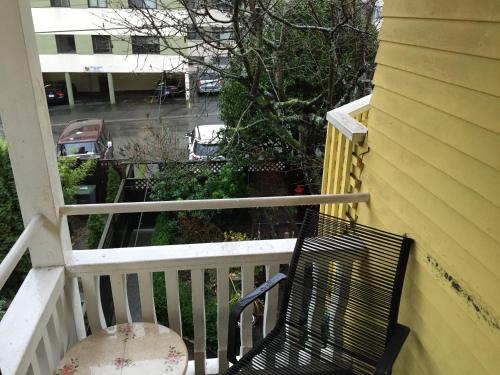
[0,94,221,160]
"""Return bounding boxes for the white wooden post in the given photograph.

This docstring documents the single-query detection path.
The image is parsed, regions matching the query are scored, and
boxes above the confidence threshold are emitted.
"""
[0,0,71,267]
[107,72,116,105]
[184,71,191,107]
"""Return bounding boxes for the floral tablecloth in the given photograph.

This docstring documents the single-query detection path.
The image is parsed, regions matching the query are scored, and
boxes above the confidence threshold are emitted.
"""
[55,323,187,374]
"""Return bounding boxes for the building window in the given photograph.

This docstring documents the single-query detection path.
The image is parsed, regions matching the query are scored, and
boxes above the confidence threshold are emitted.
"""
[51,0,70,6]
[88,0,107,7]
[213,55,229,66]
[131,36,160,54]
[186,26,200,40]
[55,35,76,54]
[92,35,112,53]
[128,0,156,9]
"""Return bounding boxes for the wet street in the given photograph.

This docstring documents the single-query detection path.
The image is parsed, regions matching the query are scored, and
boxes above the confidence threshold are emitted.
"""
[1,94,221,160]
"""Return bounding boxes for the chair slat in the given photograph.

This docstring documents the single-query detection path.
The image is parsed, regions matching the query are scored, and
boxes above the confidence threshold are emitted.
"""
[191,269,206,375]
[137,272,156,323]
[165,270,182,336]
[110,273,131,324]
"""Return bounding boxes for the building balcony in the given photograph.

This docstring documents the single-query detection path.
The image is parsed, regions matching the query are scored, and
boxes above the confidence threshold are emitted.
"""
[0,76,373,374]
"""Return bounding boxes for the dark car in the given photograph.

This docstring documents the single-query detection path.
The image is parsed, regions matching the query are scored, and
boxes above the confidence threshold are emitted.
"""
[155,82,181,103]
[44,82,76,105]
[57,118,113,159]
[155,76,185,103]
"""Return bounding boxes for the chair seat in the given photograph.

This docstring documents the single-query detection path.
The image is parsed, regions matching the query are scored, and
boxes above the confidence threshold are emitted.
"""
[225,326,354,375]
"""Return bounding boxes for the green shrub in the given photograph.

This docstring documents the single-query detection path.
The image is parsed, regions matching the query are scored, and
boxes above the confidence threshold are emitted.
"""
[224,231,250,242]
[0,298,7,321]
[0,140,28,299]
[153,272,218,352]
[86,167,123,249]
[151,214,180,246]
[86,214,106,249]
[58,157,96,204]
[106,167,121,203]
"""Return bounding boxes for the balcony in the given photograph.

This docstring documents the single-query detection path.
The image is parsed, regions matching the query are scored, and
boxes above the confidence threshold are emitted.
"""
[0,95,371,375]
[0,1,375,372]
[0,198,372,374]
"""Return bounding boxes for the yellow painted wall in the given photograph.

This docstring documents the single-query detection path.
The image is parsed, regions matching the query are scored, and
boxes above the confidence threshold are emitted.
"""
[353,0,500,373]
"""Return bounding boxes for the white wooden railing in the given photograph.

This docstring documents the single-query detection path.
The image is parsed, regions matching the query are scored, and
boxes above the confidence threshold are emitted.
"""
[65,239,295,374]
[0,268,83,375]
[0,215,43,290]
[0,178,370,375]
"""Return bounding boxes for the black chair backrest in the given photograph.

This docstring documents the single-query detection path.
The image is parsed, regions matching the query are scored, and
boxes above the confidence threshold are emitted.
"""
[279,210,412,369]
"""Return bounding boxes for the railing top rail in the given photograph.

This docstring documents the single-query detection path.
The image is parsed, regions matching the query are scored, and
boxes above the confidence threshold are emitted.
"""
[65,238,296,276]
[0,214,44,291]
[59,193,370,216]
[335,94,372,116]
[0,267,65,375]
[326,94,371,143]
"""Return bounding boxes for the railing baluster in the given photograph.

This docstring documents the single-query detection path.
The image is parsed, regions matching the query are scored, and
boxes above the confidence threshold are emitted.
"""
[65,276,86,342]
[42,331,56,373]
[165,270,183,336]
[81,275,106,333]
[325,127,340,216]
[46,315,63,367]
[332,133,347,217]
[51,300,65,358]
[240,265,254,356]
[339,139,354,219]
[191,269,206,375]
[110,273,131,324]
[137,272,157,323]
[320,124,334,214]
[35,338,50,375]
[217,267,230,373]
[109,274,132,324]
[30,355,42,375]
[263,264,280,336]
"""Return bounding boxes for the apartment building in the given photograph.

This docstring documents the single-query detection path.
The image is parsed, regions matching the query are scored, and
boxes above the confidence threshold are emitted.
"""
[31,0,189,105]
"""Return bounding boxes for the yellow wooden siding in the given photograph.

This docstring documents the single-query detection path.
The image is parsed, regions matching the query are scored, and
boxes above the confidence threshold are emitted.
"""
[373,65,500,135]
[351,0,500,373]
[380,18,500,60]
[382,0,500,22]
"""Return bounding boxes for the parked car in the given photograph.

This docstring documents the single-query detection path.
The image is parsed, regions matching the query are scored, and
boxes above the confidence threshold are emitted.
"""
[187,124,226,161]
[57,118,113,159]
[196,72,223,95]
[155,78,184,103]
[44,82,76,105]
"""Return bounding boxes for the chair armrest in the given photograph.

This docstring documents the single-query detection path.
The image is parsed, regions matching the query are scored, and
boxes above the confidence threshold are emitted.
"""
[375,324,410,375]
[227,272,288,364]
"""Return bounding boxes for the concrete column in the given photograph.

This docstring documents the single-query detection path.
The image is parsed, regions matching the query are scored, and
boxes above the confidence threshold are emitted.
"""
[64,72,75,107]
[0,0,72,266]
[107,72,116,105]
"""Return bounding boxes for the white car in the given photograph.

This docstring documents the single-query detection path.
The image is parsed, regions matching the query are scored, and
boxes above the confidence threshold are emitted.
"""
[187,124,226,161]
[196,72,223,95]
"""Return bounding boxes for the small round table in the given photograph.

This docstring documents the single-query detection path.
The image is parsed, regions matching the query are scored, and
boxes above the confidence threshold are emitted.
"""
[55,323,188,375]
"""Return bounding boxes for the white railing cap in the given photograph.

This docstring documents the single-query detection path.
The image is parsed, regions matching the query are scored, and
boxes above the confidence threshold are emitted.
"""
[326,94,371,143]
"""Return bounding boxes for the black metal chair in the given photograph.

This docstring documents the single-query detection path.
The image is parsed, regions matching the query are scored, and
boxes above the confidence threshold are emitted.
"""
[226,210,413,375]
